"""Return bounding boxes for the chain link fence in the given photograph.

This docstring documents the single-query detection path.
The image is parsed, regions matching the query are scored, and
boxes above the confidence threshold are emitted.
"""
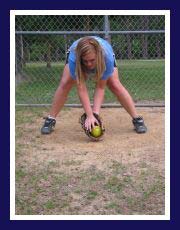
[15,15,165,106]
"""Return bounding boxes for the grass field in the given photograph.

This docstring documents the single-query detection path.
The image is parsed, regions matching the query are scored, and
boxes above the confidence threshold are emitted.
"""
[15,60,165,104]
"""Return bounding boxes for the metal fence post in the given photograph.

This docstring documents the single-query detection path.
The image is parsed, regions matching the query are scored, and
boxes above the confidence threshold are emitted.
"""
[104,15,111,43]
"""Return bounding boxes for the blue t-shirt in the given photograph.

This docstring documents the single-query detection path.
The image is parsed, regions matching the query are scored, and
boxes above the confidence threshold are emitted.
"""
[68,36,115,80]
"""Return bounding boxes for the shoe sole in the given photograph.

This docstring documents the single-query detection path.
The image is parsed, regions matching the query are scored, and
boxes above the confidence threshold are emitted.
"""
[134,128,147,134]
[41,127,54,134]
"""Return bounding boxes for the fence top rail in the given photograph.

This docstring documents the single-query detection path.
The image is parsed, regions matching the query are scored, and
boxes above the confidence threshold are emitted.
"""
[15,30,165,35]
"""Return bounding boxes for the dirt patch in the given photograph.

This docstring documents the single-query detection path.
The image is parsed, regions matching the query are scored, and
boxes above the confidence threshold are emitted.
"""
[15,107,165,215]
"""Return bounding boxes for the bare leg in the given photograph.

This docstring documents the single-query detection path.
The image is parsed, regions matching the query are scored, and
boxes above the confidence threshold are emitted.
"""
[107,67,138,118]
[49,64,75,118]
[41,65,75,134]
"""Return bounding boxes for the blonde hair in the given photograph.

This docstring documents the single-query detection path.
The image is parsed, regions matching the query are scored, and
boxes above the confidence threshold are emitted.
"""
[75,37,106,84]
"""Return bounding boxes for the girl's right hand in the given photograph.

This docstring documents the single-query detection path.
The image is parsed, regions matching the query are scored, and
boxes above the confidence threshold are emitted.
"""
[84,114,99,132]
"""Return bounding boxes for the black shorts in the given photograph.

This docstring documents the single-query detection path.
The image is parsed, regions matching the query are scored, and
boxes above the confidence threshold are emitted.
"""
[113,54,117,67]
[65,50,70,64]
[65,50,117,67]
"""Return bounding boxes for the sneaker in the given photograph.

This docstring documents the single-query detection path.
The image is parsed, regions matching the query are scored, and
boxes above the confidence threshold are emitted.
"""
[132,116,147,134]
[41,117,56,134]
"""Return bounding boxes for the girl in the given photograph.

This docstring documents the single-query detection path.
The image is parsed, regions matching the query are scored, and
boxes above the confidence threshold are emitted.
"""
[41,36,147,134]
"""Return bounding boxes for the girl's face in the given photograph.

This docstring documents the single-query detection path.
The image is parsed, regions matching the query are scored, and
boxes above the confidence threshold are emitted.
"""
[81,51,96,70]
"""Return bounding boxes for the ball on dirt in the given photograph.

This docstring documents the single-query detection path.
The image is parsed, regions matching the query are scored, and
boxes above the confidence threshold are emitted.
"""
[90,125,102,137]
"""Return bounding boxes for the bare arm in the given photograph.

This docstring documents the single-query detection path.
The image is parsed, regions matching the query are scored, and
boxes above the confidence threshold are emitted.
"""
[76,82,98,131]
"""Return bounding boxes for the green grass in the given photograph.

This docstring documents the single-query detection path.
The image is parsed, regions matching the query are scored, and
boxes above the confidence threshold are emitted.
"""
[15,161,165,215]
[44,200,56,210]
[86,190,98,200]
[16,168,27,181]
[16,60,165,104]
[119,60,165,101]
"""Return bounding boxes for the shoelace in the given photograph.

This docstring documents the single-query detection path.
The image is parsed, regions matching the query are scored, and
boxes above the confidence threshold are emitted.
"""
[133,116,143,122]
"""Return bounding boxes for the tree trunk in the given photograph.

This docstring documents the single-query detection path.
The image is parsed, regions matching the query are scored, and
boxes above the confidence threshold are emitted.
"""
[16,33,24,73]
[156,36,161,58]
[127,34,132,59]
[46,42,51,68]
[85,15,90,31]
[142,34,148,59]
[142,16,149,59]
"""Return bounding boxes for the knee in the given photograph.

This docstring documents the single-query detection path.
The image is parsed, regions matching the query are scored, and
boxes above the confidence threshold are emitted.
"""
[108,81,128,98]
[108,80,121,93]
[59,78,74,91]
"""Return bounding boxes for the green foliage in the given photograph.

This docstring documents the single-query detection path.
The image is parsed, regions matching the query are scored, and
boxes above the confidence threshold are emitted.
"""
[16,15,165,65]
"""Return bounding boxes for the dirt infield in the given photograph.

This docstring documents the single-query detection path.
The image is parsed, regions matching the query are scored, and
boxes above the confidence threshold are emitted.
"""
[37,107,164,172]
[15,107,165,215]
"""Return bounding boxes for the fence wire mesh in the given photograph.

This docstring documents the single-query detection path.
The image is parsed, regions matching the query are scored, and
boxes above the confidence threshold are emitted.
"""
[15,15,165,106]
